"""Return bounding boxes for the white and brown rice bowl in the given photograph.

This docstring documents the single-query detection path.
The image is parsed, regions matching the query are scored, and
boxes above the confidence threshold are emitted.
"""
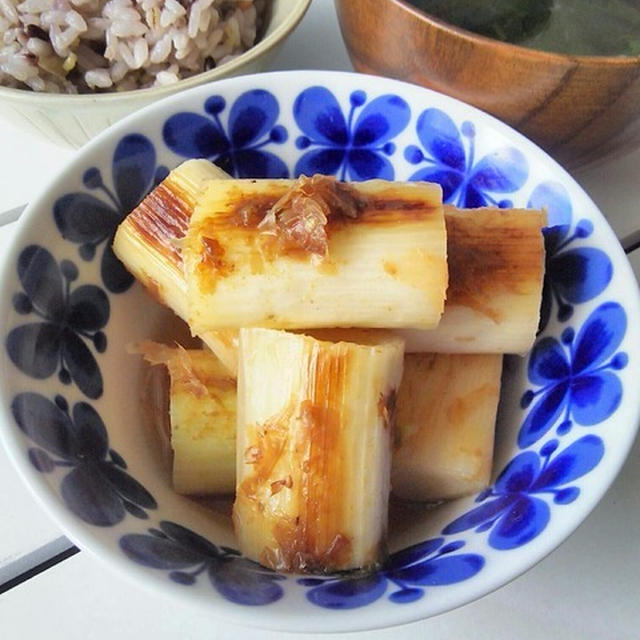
[0,0,269,92]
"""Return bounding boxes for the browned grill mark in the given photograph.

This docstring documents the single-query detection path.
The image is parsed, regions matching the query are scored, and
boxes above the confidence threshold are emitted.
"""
[446,209,544,321]
[239,342,356,573]
[128,182,191,268]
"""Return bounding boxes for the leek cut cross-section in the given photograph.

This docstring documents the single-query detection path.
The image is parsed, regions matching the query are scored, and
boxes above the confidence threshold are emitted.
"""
[112,159,239,373]
[233,329,404,573]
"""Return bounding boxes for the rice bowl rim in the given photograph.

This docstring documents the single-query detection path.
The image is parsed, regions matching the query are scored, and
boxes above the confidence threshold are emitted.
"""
[0,0,311,104]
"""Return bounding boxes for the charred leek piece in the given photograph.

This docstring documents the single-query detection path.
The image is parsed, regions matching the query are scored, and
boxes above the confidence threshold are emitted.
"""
[306,207,545,355]
[112,159,239,373]
[392,353,503,502]
[180,206,543,375]
[233,328,404,573]
[402,207,545,354]
[139,342,237,495]
[183,176,446,330]
[113,159,228,316]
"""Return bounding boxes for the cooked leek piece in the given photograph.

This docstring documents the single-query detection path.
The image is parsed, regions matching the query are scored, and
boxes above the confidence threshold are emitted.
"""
[182,176,446,331]
[139,342,237,495]
[233,328,404,573]
[188,207,542,375]
[113,158,229,317]
[307,207,545,355]
[112,159,238,372]
[402,207,545,354]
[391,353,503,502]
[115,159,542,362]
[202,329,240,377]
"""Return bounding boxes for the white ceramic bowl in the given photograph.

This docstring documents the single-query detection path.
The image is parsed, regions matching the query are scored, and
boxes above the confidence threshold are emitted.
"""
[0,0,310,148]
[1,71,639,633]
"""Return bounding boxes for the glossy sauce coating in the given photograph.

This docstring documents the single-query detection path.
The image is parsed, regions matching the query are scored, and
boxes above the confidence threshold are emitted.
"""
[237,342,355,573]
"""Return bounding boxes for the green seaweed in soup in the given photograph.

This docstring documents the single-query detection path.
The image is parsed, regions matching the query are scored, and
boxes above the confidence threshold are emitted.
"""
[522,0,640,56]
[410,0,640,56]
[407,0,553,43]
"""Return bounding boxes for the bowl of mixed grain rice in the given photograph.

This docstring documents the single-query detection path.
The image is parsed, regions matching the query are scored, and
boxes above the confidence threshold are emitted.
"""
[0,0,310,146]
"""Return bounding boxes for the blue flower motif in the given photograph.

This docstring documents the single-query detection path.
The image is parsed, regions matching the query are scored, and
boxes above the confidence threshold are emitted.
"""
[12,392,156,526]
[6,246,108,399]
[54,134,166,293]
[443,435,605,550]
[528,181,572,227]
[297,538,483,609]
[293,87,410,180]
[519,302,627,448]
[528,181,613,332]
[120,521,286,606]
[405,109,528,207]
[163,89,288,178]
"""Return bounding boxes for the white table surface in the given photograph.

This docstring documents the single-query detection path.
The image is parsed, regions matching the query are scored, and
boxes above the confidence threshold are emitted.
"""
[1,2,639,638]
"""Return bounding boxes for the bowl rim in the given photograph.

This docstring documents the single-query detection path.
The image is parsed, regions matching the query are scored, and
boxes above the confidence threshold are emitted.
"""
[1,69,640,632]
[0,0,311,104]
[390,0,640,65]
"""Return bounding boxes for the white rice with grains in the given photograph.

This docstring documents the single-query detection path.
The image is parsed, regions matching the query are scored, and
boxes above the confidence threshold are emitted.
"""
[0,0,268,93]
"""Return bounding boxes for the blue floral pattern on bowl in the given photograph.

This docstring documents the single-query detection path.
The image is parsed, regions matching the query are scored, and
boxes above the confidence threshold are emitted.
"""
[519,302,627,448]
[404,108,528,207]
[53,134,167,294]
[11,391,156,526]
[297,538,483,609]
[163,89,289,178]
[2,73,637,627]
[293,87,410,180]
[529,181,613,333]
[442,435,604,549]
[120,522,483,608]
[7,246,108,399]
[120,521,285,606]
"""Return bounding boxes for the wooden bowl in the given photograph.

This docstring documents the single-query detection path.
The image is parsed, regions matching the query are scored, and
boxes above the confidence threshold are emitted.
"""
[334,0,640,169]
